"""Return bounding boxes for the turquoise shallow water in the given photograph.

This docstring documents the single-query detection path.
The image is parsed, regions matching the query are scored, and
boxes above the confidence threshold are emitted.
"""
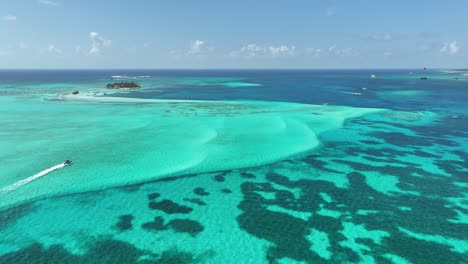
[0,70,467,263]
[0,96,380,208]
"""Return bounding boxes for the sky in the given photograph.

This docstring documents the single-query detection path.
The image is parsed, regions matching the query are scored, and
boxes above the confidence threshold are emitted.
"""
[1,0,467,69]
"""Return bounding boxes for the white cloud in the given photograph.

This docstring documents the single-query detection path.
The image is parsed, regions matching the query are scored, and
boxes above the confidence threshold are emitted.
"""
[237,43,264,57]
[269,45,296,57]
[440,41,460,55]
[305,48,322,57]
[328,45,356,56]
[305,45,356,57]
[39,0,60,6]
[340,48,355,56]
[187,40,205,55]
[231,43,296,58]
[326,7,336,17]
[370,33,394,41]
[47,45,62,54]
[2,15,16,21]
[143,42,152,48]
[182,40,214,56]
[88,32,111,55]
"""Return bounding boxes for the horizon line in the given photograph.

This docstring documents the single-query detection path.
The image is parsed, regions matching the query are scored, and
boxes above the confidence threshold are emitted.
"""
[0,67,459,71]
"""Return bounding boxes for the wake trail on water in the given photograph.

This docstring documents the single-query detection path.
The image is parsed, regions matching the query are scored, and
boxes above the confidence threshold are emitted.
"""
[0,163,66,193]
[340,91,362,95]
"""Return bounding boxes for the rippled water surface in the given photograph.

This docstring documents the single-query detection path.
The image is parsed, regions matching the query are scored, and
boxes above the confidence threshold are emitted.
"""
[0,70,467,264]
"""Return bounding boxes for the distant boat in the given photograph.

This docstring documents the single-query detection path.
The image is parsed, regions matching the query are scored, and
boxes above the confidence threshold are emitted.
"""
[64,160,73,166]
[409,72,414,75]
[370,74,376,79]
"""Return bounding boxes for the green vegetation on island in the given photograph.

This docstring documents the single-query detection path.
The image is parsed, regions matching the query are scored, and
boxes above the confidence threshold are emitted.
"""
[106,81,141,89]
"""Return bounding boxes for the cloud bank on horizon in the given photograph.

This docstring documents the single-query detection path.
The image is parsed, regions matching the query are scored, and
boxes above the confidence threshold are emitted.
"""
[0,0,467,68]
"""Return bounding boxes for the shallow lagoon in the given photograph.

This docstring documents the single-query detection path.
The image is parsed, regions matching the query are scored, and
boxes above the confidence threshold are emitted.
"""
[0,70,467,263]
[0,95,381,208]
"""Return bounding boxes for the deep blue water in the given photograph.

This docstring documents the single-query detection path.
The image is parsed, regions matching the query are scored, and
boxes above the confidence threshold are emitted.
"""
[2,69,466,111]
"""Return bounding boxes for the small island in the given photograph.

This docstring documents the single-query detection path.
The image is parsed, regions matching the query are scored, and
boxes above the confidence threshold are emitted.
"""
[106,81,141,89]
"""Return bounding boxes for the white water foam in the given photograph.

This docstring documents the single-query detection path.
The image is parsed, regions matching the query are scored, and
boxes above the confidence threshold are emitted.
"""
[111,75,150,79]
[111,75,137,79]
[340,91,362,95]
[0,163,66,193]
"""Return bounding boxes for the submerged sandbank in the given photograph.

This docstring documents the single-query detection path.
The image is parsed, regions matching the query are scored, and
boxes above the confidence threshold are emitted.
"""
[0,95,383,208]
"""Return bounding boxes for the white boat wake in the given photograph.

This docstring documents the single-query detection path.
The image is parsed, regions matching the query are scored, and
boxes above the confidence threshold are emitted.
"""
[0,163,66,193]
[340,91,362,95]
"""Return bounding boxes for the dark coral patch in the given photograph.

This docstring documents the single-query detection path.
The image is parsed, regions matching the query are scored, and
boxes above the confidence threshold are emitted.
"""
[0,240,143,263]
[147,192,161,200]
[302,154,341,173]
[221,188,232,194]
[0,203,34,231]
[115,214,134,231]
[237,200,320,263]
[142,216,204,237]
[385,233,468,264]
[213,174,225,182]
[0,239,201,264]
[212,171,229,182]
[168,219,204,237]
[142,216,166,231]
[193,187,209,196]
[240,172,256,179]
[149,249,196,264]
[149,200,193,214]
[235,164,468,263]
[359,140,381,145]
[371,131,457,148]
[183,198,207,206]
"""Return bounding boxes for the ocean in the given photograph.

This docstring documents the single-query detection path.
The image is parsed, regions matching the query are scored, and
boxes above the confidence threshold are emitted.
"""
[0,69,467,263]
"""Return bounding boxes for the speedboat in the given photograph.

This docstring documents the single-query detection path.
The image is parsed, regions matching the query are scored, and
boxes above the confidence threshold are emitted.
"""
[63,160,73,166]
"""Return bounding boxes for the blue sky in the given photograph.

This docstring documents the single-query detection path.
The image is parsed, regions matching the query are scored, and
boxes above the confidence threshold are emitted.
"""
[1,0,467,69]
